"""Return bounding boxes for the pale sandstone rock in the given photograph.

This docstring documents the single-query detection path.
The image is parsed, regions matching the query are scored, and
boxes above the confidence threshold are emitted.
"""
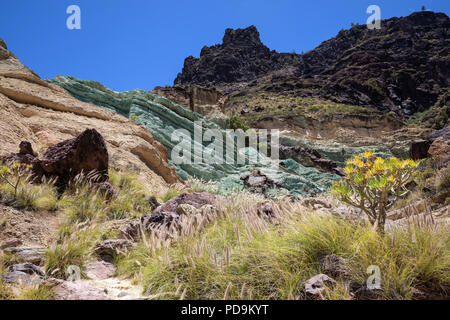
[0,43,181,196]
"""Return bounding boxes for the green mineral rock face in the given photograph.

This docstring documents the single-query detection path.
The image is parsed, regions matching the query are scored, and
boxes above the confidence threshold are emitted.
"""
[50,76,385,197]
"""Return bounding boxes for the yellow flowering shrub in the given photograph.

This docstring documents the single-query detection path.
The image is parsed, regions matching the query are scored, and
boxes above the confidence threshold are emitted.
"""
[332,151,419,232]
[0,162,33,197]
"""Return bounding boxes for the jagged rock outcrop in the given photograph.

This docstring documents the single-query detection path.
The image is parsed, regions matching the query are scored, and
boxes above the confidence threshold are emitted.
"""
[5,129,115,194]
[409,127,450,166]
[278,144,344,176]
[0,40,181,196]
[175,12,449,120]
[120,192,221,240]
[175,26,297,86]
[240,169,283,193]
[39,129,109,184]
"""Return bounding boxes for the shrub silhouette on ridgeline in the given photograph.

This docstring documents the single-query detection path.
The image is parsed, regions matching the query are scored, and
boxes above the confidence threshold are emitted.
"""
[332,151,419,233]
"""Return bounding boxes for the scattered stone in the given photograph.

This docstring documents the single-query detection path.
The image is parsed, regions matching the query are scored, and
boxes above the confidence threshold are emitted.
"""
[3,247,45,264]
[148,195,161,211]
[117,291,129,298]
[301,197,332,210]
[120,193,220,241]
[94,239,133,260]
[1,271,42,285]
[0,238,22,249]
[176,204,199,216]
[9,263,45,277]
[85,260,117,280]
[305,274,336,298]
[3,129,110,189]
[256,202,276,217]
[240,169,283,193]
[319,255,350,279]
[349,281,381,300]
[53,280,110,300]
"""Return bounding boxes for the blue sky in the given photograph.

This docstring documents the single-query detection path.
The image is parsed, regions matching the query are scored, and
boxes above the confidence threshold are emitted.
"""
[1,0,449,91]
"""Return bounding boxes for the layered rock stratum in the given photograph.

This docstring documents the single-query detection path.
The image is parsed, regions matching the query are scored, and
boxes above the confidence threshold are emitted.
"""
[0,41,180,196]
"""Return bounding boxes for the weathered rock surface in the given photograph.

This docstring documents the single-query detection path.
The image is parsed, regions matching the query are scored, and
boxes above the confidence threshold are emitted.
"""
[120,192,221,240]
[175,26,297,86]
[0,238,23,249]
[319,255,350,279]
[94,239,133,260]
[155,192,220,215]
[240,169,283,193]
[278,144,344,176]
[305,274,336,298]
[0,42,181,196]
[52,280,109,300]
[3,246,45,264]
[85,260,117,280]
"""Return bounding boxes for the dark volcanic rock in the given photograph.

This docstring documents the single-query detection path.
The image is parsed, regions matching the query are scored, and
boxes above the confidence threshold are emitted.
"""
[240,169,283,193]
[120,192,221,240]
[94,239,133,260]
[2,141,39,166]
[278,144,345,176]
[175,12,450,119]
[2,129,110,190]
[409,140,432,160]
[305,274,336,298]
[175,26,297,86]
[153,192,220,215]
[39,128,109,185]
[409,127,450,162]
[10,263,45,277]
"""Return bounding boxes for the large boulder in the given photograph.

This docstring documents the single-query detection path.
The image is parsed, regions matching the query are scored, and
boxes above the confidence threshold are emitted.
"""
[120,192,221,240]
[2,129,113,191]
[154,192,220,215]
[409,127,450,166]
[39,128,109,184]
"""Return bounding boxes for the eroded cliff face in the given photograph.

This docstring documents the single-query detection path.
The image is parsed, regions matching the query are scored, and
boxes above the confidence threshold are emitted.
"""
[0,42,181,196]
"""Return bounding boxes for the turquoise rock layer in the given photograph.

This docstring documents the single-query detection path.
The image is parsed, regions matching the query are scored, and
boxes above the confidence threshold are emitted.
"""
[50,76,345,196]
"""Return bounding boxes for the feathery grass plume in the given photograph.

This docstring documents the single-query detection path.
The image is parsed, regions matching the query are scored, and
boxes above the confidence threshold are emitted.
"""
[0,279,13,300]
[45,223,98,279]
[116,191,449,300]
[14,284,54,300]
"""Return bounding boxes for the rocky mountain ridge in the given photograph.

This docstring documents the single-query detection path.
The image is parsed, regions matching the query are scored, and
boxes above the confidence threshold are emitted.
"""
[174,11,450,121]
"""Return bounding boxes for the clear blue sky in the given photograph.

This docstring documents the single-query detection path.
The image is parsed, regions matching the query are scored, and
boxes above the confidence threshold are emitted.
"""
[1,0,448,92]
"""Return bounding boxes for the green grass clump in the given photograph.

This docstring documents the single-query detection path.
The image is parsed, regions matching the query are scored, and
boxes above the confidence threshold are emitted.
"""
[0,280,13,300]
[161,188,182,203]
[0,163,59,212]
[117,193,450,300]
[15,285,54,300]
[45,226,96,280]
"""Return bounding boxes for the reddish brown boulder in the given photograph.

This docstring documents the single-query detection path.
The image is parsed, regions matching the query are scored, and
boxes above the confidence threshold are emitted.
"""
[2,141,39,166]
[39,129,109,184]
[2,129,112,192]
